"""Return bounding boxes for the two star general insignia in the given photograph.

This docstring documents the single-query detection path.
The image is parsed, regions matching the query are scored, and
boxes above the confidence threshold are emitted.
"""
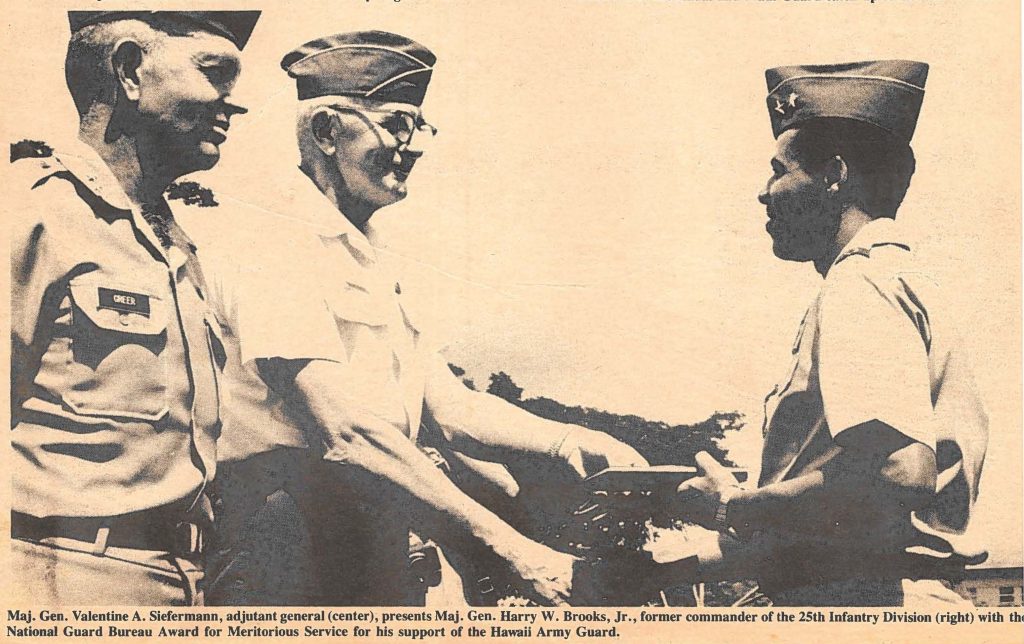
[772,92,799,117]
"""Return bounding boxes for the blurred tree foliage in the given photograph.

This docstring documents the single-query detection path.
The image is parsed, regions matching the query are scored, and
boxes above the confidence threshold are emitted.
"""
[455,363,739,467]
[11,139,53,161]
[166,181,218,207]
[486,371,524,404]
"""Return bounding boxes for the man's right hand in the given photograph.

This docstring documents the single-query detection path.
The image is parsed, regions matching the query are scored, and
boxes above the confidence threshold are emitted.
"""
[559,428,649,479]
[508,542,576,606]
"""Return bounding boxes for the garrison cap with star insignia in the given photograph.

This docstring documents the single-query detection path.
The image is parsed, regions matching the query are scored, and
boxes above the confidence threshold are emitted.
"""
[281,31,436,105]
[68,11,261,50]
[765,60,929,143]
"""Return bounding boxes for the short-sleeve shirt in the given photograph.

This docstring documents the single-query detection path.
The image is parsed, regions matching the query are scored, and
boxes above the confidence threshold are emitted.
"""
[185,174,431,463]
[11,142,224,518]
[759,218,988,584]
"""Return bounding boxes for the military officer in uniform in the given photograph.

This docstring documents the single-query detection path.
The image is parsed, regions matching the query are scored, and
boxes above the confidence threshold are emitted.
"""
[10,10,259,605]
[186,30,647,607]
[677,61,989,606]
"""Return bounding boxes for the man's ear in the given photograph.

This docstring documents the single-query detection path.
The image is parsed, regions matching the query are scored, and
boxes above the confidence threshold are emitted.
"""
[112,39,144,102]
[309,108,338,155]
[824,155,849,195]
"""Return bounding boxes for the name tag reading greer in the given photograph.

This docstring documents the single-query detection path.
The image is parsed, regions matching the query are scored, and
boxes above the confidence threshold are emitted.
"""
[98,287,151,317]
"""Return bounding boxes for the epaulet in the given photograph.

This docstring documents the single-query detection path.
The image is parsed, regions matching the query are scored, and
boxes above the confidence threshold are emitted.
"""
[834,240,911,265]
[9,159,66,192]
[9,139,66,187]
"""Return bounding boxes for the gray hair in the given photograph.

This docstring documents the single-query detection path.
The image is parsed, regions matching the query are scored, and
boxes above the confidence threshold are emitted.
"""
[64,17,198,117]
[295,95,405,165]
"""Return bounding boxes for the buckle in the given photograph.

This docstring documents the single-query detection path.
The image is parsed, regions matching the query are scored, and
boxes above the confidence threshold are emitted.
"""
[173,522,203,555]
[477,576,495,595]
[408,543,442,587]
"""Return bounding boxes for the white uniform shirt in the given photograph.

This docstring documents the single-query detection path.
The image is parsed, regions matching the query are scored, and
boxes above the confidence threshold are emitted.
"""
[185,174,430,463]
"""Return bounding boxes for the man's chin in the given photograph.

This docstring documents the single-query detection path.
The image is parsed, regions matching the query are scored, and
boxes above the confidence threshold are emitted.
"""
[771,239,817,263]
[380,176,409,201]
[196,142,222,166]
[770,234,800,262]
[173,148,220,176]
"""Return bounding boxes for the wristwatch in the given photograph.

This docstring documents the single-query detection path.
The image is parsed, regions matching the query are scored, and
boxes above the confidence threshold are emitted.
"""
[714,487,739,532]
[549,427,578,460]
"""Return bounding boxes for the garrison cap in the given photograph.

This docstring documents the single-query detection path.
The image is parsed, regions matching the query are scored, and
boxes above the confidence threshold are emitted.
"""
[68,11,261,49]
[765,60,929,143]
[281,31,435,105]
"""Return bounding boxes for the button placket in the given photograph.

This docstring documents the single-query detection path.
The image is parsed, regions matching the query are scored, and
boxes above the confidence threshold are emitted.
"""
[763,305,813,437]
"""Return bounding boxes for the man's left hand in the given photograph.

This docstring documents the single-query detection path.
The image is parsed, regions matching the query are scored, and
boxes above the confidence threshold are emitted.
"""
[676,451,741,529]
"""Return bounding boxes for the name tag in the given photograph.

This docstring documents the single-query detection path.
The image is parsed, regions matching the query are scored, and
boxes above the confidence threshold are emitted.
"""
[98,287,151,317]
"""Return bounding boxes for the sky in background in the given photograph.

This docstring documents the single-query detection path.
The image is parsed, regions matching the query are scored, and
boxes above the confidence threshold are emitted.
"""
[4,0,1020,566]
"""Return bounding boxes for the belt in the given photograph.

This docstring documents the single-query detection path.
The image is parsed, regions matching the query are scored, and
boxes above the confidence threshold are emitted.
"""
[12,506,207,557]
[759,552,972,597]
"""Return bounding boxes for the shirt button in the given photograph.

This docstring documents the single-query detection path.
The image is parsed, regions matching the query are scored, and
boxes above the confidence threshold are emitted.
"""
[394,282,402,295]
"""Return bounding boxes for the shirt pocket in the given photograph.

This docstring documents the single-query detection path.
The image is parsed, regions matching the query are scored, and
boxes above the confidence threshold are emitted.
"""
[324,284,409,426]
[325,283,392,358]
[64,278,170,421]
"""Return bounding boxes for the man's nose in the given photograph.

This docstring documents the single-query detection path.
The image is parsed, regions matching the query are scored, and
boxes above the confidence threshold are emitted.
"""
[223,97,248,117]
[402,136,426,157]
[758,183,771,205]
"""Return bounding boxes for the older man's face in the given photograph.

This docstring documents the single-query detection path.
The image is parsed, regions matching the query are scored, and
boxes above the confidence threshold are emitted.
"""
[134,31,245,176]
[757,128,839,263]
[329,101,429,210]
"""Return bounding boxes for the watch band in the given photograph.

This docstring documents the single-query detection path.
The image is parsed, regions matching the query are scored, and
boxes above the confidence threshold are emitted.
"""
[714,487,738,531]
[548,427,578,460]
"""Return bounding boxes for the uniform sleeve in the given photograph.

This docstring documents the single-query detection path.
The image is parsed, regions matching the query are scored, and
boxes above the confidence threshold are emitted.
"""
[817,266,935,451]
[11,179,63,350]
[222,233,349,366]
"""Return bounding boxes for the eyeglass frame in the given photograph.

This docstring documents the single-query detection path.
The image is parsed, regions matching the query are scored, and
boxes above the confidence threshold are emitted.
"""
[327,104,438,148]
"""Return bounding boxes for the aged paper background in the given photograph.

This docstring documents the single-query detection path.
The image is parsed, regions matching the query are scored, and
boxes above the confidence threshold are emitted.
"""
[1,0,1020,642]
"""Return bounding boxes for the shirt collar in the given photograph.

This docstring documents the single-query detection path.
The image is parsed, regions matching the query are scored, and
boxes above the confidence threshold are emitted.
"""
[168,217,200,256]
[286,171,377,261]
[833,217,911,266]
[52,139,134,213]
[54,138,198,262]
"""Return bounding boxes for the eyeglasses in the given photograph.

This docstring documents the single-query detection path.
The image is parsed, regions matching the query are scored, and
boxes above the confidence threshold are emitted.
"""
[329,105,438,147]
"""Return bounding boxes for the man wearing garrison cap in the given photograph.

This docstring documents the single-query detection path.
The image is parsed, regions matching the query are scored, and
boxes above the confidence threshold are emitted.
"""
[189,31,646,606]
[10,11,258,604]
[676,61,988,606]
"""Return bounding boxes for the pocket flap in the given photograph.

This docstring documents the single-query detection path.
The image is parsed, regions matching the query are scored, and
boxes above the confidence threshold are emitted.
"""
[69,280,168,336]
[325,283,390,328]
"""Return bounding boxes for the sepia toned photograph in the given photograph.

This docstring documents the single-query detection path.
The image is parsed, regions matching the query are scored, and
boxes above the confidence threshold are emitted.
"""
[3,0,1021,637]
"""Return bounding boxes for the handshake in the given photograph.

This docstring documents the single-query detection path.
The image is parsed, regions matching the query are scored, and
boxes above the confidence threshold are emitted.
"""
[495,454,748,606]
